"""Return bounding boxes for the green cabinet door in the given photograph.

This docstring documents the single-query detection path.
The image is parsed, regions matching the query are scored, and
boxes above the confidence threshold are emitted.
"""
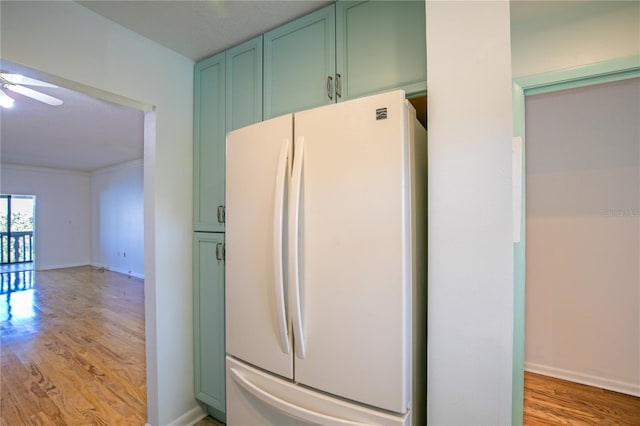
[226,35,263,131]
[194,53,226,232]
[336,0,426,100]
[194,232,226,421]
[263,4,336,119]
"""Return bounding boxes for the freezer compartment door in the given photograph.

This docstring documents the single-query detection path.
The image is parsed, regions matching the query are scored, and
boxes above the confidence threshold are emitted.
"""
[225,114,293,379]
[292,90,413,413]
[226,356,410,426]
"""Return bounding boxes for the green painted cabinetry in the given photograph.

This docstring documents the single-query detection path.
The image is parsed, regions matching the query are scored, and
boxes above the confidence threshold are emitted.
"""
[193,1,425,417]
[264,4,336,119]
[193,35,262,421]
[263,1,426,119]
[193,232,226,421]
[336,0,426,100]
[194,53,226,232]
[194,36,263,232]
[226,36,263,131]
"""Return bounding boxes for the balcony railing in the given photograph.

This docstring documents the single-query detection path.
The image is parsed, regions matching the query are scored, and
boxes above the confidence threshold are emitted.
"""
[1,231,35,264]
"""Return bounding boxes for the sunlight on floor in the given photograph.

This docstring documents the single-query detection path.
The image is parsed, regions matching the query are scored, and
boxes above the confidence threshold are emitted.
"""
[1,268,38,334]
[0,289,36,321]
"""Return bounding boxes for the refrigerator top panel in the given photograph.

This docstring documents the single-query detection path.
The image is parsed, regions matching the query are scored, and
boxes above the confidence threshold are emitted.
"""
[225,113,294,379]
[291,90,414,414]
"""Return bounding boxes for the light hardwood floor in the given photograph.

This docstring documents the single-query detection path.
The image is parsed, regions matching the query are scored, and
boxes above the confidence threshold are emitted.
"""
[524,371,640,425]
[2,266,639,425]
[195,416,223,426]
[1,266,146,425]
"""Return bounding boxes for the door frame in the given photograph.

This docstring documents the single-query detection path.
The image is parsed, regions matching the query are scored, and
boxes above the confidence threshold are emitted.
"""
[511,54,640,425]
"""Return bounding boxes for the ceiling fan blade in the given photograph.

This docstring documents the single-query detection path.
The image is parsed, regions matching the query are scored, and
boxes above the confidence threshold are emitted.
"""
[5,84,63,106]
[0,73,58,88]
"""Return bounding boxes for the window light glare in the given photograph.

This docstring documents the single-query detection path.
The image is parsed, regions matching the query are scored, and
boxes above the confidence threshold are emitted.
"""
[9,74,23,84]
[0,90,15,108]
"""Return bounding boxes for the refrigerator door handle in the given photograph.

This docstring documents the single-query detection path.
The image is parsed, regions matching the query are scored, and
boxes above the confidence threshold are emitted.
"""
[289,136,306,359]
[273,139,291,355]
[229,367,370,426]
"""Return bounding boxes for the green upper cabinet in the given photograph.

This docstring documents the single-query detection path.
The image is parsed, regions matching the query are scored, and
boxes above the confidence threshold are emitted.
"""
[226,36,263,131]
[336,0,427,101]
[194,52,226,232]
[263,1,426,119]
[263,4,336,119]
[194,36,263,232]
[194,0,426,229]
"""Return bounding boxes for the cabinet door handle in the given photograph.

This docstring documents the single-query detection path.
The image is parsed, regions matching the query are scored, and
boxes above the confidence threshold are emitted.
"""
[215,242,225,261]
[326,76,333,100]
[217,205,226,223]
[335,73,341,98]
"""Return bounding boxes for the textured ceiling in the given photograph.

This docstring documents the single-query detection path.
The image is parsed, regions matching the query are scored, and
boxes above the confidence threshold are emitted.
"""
[77,0,332,62]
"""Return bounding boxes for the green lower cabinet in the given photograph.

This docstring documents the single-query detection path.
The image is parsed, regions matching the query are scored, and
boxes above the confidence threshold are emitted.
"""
[193,232,226,422]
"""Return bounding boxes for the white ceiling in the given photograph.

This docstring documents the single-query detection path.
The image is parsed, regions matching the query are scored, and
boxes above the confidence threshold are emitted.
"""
[1,59,145,172]
[0,1,330,173]
[1,0,587,173]
[77,0,333,62]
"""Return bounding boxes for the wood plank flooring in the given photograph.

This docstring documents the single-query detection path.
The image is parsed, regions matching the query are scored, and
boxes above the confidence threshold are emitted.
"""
[524,371,640,425]
[3,266,639,425]
[194,416,223,426]
[1,266,146,425]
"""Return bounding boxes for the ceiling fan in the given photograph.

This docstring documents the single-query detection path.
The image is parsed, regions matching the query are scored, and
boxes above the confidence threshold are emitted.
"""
[0,72,64,108]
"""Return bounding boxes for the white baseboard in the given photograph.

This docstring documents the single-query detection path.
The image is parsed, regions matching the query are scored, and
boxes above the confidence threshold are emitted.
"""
[525,362,640,397]
[90,263,144,280]
[37,262,88,271]
[167,404,208,426]
[35,263,143,280]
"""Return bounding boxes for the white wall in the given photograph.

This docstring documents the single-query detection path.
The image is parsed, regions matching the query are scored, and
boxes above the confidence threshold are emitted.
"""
[0,2,196,425]
[426,2,514,424]
[0,164,91,270]
[511,0,640,77]
[91,160,144,279]
[525,78,640,396]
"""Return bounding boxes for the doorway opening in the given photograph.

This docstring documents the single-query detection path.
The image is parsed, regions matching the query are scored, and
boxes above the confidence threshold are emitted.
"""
[512,57,640,424]
[1,59,152,423]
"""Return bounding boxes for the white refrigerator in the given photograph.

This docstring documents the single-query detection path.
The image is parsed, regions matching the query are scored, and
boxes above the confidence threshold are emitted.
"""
[225,90,426,425]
